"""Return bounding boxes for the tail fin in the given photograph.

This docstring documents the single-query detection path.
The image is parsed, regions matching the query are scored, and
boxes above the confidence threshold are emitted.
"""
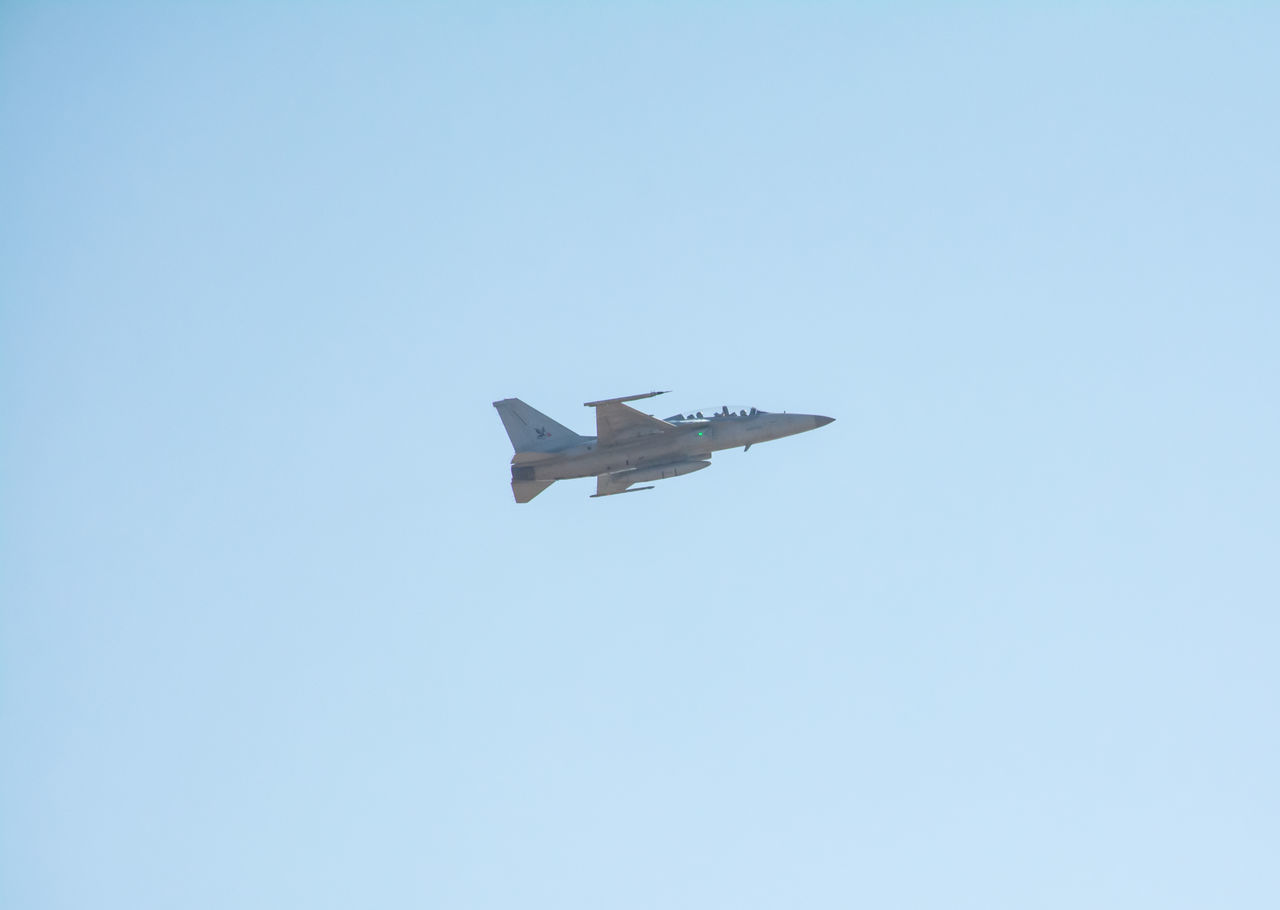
[492,398,588,453]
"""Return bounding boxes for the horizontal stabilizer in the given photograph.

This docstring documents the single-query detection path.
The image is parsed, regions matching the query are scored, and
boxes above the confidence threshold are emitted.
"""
[512,479,554,503]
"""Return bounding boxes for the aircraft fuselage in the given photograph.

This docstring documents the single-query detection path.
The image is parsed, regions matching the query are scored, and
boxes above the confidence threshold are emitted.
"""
[514,412,833,482]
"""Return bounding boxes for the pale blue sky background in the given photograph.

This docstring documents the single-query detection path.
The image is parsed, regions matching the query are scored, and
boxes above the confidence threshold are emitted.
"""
[2,3,1277,908]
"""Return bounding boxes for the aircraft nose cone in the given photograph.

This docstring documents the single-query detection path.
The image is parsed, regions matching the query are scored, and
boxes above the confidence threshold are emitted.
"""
[814,415,835,428]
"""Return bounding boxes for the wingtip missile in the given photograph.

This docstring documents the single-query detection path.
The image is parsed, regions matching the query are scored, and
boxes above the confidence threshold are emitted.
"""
[584,390,670,407]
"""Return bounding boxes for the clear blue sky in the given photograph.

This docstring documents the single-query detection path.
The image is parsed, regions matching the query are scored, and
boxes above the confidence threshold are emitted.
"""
[3,4,1277,908]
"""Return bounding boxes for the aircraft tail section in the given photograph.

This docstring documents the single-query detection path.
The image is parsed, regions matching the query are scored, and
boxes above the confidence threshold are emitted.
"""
[492,398,588,453]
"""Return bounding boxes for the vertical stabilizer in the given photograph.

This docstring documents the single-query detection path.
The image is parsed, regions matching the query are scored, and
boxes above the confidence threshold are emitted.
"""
[492,398,588,453]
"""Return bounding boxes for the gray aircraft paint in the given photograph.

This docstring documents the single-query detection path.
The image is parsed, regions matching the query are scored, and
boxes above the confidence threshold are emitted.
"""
[493,391,834,502]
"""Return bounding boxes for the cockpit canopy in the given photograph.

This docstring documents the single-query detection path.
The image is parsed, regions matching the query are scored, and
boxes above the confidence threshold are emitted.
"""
[664,405,768,422]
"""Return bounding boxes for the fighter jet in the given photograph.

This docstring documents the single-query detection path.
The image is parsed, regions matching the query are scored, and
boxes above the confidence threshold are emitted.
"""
[493,391,834,502]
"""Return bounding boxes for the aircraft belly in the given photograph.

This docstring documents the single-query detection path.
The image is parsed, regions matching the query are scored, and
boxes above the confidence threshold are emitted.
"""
[618,459,711,484]
[561,437,697,478]
[528,426,748,480]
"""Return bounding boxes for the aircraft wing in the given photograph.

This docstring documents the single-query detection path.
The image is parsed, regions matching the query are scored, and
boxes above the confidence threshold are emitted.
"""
[593,472,650,497]
[585,391,675,446]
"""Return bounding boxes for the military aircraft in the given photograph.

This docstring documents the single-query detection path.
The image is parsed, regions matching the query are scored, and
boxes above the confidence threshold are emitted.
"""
[493,391,834,502]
